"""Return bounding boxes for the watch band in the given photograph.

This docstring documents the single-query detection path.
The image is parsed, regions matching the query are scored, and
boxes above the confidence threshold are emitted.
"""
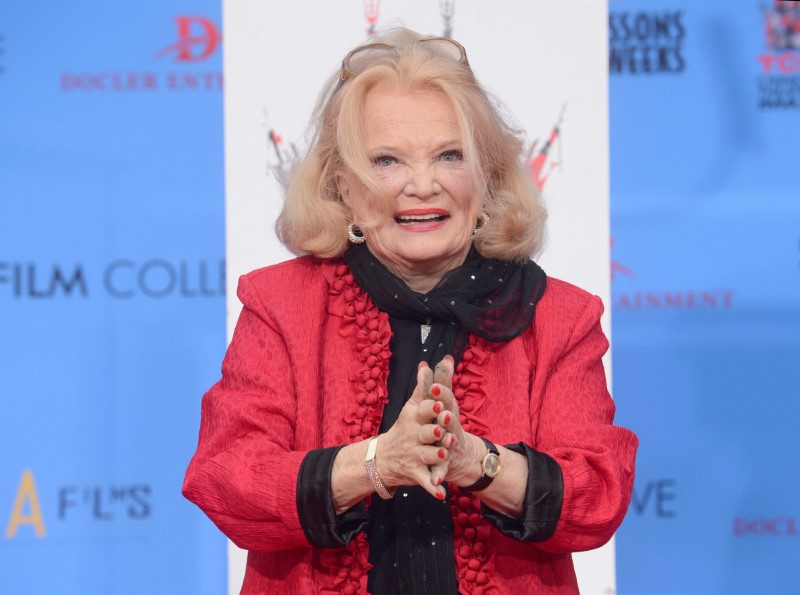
[365,436,393,500]
[460,438,500,493]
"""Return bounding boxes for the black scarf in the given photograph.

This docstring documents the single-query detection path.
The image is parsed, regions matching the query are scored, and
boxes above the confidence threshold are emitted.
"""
[344,242,546,365]
[344,243,546,594]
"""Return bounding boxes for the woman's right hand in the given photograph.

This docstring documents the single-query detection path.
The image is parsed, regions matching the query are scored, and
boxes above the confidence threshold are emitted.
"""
[376,361,452,500]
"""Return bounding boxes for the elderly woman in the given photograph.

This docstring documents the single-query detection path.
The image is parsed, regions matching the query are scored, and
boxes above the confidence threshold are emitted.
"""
[184,28,638,594]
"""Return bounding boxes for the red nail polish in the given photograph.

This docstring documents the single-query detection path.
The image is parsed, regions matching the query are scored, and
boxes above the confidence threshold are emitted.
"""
[431,385,441,396]
[433,427,442,438]
[444,355,454,364]
[418,361,427,370]
[443,413,451,425]
[449,435,455,447]
[436,490,445,500]
[433,402,442,414]
[438,448,446,459]
[435,477,442,486]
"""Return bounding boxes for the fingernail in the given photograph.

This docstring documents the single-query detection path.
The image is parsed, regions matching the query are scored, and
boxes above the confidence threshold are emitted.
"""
[435,477,442,486]
[448,435,455,447]
[418,361,427,370]
[433,427,442,438]
[436,490,445,501]
[431,385,441,396]
[444,355,454,364]
[433,402,443,414]
[438,448,446,459]
[443,413,451,425]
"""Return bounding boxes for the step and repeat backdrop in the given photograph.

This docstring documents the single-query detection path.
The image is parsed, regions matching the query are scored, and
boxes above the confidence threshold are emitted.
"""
[609,0,800,593]
[0,2,227,593]
[2,0,798,593]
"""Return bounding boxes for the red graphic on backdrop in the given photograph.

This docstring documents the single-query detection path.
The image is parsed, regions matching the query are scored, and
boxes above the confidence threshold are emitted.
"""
[262,109,298,178]
[364,1,380,38]
[756,3,800,108]
[269,130,298,167]
[156,16,222,62]
[610,237,636,281]
[763,1,800,51]
[440,0,455,38]
[527,106,565,192]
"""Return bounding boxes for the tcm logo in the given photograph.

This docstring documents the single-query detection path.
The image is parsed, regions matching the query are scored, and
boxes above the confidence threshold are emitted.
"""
[756,2,800,109]
[156,16,222,63]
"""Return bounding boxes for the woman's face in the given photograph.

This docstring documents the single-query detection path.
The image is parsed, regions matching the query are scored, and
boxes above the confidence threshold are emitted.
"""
[341,86,482,291]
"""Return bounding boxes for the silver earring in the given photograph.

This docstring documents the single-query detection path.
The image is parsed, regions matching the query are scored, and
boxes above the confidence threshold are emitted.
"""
[473,212,490,237]
[348,223,366,244]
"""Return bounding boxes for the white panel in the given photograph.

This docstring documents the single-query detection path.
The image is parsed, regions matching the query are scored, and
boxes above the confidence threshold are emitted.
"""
[223,1,612,592]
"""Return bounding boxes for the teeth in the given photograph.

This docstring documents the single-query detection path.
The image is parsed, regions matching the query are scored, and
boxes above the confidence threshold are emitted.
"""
[396,214,444,221]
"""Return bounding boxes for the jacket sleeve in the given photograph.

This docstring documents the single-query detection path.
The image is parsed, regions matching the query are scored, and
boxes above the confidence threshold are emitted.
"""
[182,274,350,552]
[532,291,639,553]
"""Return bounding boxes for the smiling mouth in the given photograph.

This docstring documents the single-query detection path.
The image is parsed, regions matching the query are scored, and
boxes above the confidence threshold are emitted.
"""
[394,213,449,225]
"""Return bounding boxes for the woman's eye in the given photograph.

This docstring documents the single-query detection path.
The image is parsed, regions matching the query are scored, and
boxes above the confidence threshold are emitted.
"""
[372,155,396,167]
[440,150,463,162]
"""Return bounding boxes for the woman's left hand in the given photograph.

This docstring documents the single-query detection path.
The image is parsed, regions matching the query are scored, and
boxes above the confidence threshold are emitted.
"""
[428,358,485,489]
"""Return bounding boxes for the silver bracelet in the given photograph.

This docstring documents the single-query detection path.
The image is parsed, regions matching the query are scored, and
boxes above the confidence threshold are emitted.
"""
[365,436,393,500]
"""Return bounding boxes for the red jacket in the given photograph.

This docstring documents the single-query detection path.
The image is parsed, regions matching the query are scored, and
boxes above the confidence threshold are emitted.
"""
[183,256,638,594]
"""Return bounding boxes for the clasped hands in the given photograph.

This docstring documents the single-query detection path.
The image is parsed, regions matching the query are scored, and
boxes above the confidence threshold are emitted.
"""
[376,355,484,501]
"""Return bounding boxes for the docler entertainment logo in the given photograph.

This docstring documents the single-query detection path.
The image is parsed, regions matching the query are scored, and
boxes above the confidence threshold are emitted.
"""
[155,16,222,63]
[611,239,734,310]
[609,10,686,75]
[757,1,800,109]
[60,15,223,93]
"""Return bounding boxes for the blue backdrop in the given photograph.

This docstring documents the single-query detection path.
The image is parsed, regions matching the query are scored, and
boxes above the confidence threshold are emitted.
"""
[0,2,227,593]
[610,1,800,593]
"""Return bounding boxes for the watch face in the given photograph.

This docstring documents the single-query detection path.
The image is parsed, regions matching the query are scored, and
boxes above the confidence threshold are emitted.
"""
[484,453,501,478]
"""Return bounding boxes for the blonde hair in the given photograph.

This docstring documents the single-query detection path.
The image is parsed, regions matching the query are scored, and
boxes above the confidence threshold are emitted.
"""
[276,28,547,263]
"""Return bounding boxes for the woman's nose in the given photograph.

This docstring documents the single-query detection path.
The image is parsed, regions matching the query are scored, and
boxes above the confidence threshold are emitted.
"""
[403,166,441,199]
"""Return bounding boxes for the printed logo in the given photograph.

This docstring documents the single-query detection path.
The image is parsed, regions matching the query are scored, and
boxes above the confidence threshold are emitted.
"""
[630,478,677,518]
[528,106,565,192]
[364,0,380,39]
[60,16,223,93]
[439,0,456,38]
[4,470,152,540]
[609,11,686,75]
[0,259,226,300]
[757,2,800,109]
[611,239,734,310]
[763,1,800,50]
[733,516,799,536]
[155,16,222,62]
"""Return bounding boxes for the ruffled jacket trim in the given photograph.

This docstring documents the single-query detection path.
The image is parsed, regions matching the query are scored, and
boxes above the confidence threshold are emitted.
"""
[318,262,500,595]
